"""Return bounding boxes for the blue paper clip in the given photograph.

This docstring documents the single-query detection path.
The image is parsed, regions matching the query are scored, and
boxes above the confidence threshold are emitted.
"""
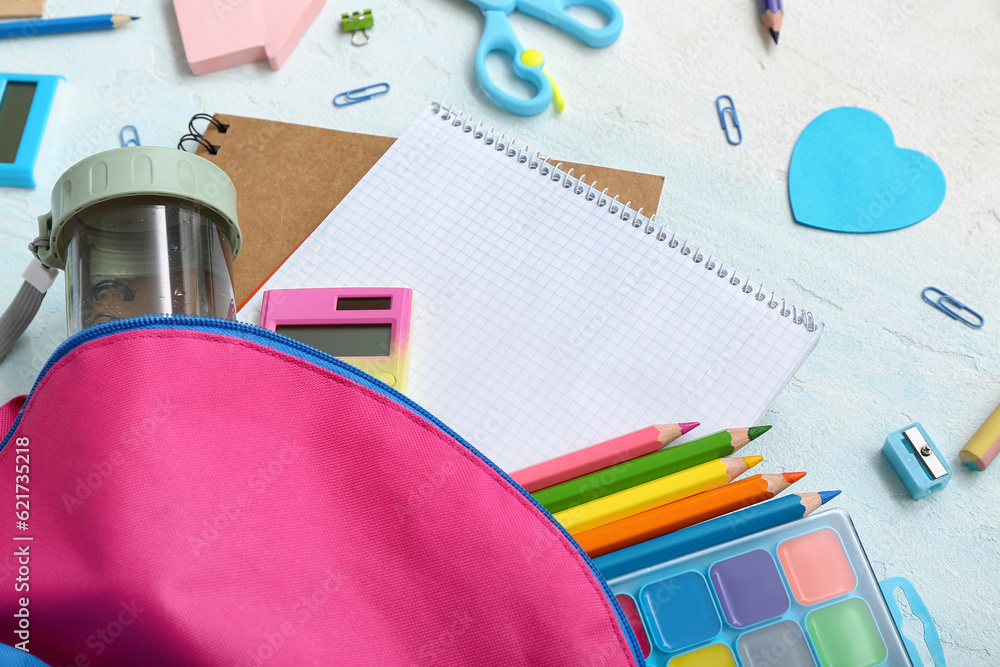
[333,83,390,107]
[715,95,742,146]
[120,125,141,147]
[922,286,984,328]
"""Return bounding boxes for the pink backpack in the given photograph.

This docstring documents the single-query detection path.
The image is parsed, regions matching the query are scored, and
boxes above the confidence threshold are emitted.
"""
[0,318,642,666]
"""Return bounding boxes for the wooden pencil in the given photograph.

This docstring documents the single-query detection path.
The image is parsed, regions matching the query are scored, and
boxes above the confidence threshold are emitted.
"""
[533,426,770,513]
[762,0,783,44]
[574,472,805,558]
[509,422,699,493]
[594,491,841,580]
[0,14,138,39]
[553,455,762,535]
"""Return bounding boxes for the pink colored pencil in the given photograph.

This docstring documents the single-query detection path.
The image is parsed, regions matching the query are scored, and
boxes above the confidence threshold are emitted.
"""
[510,423,700,493]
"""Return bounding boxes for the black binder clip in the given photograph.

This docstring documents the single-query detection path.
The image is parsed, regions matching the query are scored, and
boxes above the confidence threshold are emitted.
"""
[715,95,742,146]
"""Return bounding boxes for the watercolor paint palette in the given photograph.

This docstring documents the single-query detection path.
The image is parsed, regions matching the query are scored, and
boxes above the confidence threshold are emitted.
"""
[606,509,943,666]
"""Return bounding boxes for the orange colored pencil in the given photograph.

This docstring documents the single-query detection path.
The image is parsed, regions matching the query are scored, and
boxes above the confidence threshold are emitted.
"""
[574,472,805,558]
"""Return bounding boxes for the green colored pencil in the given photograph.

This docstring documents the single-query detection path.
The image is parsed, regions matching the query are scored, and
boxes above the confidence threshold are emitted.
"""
[532,426,771,513]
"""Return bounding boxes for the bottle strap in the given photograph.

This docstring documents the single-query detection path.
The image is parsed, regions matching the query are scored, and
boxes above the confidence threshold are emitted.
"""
[0,240,59,362]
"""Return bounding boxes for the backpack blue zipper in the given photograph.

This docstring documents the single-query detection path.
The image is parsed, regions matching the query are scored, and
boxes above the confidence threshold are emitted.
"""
[1,315,645,665]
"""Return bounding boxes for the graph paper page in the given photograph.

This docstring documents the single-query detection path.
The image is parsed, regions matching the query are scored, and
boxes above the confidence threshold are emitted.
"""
[241,104,824,472]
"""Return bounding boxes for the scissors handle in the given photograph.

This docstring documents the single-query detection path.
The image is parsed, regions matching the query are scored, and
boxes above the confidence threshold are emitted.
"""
[518,0,624,48]
[476,10,553,116]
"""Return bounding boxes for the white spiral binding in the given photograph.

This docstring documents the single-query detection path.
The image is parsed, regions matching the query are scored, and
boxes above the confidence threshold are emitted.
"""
[432,102,818,333]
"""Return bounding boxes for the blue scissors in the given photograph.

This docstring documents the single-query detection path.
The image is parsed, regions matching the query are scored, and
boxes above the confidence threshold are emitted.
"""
[468,0,623,116]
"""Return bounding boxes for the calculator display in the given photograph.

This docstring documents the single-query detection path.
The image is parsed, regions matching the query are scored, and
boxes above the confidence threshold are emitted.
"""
[276,323,392,358]
[0,82,37,163]
[337,297,391,310]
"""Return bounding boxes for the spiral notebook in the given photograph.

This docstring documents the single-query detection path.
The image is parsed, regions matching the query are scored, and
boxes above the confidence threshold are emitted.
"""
[179,113,665,306]
[239,102,825,472]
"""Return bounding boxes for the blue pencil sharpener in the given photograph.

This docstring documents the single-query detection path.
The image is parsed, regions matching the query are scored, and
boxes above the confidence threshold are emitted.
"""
[883,423,952,499]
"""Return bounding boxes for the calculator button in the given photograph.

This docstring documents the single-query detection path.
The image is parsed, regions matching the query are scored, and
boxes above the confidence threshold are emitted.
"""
[376,372,396,387]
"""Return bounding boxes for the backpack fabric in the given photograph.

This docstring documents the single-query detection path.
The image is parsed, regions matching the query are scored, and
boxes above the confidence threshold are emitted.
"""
[0,321,642,666]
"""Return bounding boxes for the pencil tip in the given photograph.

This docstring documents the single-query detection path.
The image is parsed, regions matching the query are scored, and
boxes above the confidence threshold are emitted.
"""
[819,490,841,504]
[131,16,140,20]
[769,29,779,44]
[783,471,806,483]
[679,422,700,435]
[744,455,764,468]
[747,425,772,441]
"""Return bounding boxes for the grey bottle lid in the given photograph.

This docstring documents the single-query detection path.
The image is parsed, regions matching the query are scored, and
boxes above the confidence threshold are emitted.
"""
[36,146,241,270]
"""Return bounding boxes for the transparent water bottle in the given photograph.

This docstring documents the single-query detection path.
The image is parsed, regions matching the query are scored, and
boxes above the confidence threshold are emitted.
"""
[36,146,242,334]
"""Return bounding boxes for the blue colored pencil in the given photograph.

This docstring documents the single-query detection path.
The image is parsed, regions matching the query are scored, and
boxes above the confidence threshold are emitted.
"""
[0,14,138,39]
[593,491,840,580]
[762,0,784,44]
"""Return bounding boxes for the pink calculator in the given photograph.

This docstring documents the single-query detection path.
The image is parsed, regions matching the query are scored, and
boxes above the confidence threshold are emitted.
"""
[260,287,412,394]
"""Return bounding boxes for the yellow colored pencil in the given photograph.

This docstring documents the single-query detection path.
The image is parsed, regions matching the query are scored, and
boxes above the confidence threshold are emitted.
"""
[553,455,762,535]
[960,402,1000,471]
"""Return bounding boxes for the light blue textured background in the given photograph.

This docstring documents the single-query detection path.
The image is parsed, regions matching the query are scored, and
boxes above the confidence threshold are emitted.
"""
[2,1,998,664]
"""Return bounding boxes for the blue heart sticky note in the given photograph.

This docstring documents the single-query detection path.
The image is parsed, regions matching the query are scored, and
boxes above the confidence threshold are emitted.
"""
[789,107,946,233]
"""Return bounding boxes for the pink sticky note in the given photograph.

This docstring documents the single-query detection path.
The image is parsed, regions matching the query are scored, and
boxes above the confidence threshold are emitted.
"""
[264,0,327,69]
[173,0,325,75]
[173,0,268,76]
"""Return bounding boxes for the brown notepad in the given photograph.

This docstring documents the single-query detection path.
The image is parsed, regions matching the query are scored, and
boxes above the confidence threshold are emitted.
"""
[188,113,665,308]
